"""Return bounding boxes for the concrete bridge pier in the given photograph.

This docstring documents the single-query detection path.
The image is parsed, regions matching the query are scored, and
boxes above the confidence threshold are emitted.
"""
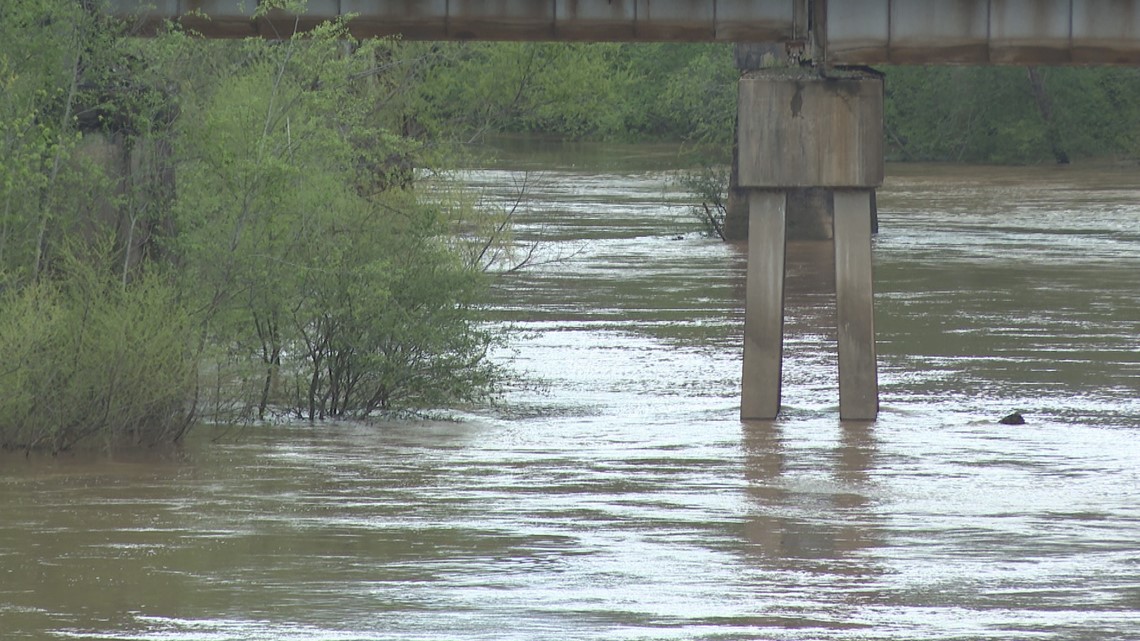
[737,70,884,421]
[726,45,879,243]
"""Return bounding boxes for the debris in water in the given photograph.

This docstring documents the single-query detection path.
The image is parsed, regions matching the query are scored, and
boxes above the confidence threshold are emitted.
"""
[999,411,1026,425]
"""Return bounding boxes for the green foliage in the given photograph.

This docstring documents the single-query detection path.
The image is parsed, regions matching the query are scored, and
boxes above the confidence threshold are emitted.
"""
[403,41,737,145]
[0,0,87,283]
[884,66,1044,162]
[412,42,629,140]
[172,25,501,421]
[284,198,499,418]
[882,65,1140,163]
[0,252,197,453]
[1045,67,1140,158]
[0,6,508,449]
[624,43,738,146]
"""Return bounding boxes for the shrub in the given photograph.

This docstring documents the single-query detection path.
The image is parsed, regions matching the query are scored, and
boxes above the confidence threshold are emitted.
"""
[0,261,197,453]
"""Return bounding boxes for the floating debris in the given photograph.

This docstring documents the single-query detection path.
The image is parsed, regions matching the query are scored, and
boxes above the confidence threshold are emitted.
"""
[999,411,1026,425]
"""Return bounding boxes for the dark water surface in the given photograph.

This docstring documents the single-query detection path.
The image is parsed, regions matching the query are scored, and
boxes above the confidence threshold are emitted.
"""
[2,145,1138,640]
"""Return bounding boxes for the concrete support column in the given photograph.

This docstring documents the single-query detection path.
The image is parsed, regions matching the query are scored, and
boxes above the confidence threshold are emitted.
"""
[833,189,879,420]
[741,191,787,420]
[737,70,884,421]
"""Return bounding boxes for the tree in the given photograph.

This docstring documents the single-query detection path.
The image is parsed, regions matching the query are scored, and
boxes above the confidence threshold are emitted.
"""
[0,3,510,451]
[171,20,502,421]
[883,65,1140,164]
[0,0,201,453]
[411,42,629,141]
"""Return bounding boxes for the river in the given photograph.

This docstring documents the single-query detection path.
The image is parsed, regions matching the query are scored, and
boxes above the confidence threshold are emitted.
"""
[2,143,1138,640]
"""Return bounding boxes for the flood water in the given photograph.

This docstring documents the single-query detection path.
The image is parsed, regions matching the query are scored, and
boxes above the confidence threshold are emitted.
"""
[2,143,1138,640]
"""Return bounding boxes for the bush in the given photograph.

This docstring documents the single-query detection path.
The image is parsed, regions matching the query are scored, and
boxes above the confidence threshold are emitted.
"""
[677,165,730,240]
[0,261,197,454]
[170,29,504,422]
[281,196,502,419]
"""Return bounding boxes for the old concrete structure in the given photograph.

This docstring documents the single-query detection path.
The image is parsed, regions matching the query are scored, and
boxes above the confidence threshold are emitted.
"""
[724,44,850,244]
[737,71,883,420]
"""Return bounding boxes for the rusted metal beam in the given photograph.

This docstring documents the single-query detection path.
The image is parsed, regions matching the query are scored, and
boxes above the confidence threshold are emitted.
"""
[111,0,1140,64]
[112,0,799,43]
[826,0,1140,65]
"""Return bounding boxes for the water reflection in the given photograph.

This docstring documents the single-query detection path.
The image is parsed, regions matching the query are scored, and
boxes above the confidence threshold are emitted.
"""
[739,230,884,630]
[741,422,880,570]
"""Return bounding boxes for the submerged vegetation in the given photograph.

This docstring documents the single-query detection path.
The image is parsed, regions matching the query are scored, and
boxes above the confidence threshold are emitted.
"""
[676,166,730,241]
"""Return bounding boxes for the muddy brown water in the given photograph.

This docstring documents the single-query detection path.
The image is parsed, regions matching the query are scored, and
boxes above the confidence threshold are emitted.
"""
[2,143,1138,640]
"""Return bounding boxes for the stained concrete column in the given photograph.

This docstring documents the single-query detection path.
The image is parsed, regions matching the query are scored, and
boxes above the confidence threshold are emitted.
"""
[833,189,879,420]
[741,190,787,420]
[737,70,884,421]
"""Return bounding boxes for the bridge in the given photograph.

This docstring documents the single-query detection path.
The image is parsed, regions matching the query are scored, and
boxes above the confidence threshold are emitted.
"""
[108,0,1140,422]
[117,1,1140,64]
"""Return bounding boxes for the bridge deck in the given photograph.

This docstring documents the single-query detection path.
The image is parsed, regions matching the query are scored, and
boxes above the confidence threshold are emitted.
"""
[115,1,1140,64]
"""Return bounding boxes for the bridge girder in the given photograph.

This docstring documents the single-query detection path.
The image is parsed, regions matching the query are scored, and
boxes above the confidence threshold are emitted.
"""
[109,0,1140,65]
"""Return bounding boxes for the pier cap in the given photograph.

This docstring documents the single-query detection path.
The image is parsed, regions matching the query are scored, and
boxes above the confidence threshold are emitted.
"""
[737,69,884,189]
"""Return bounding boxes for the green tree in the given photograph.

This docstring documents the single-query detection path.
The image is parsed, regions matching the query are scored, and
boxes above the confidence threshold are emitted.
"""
[0,0,88,284]
[0,0,201,453]
[0,247,198,454]
[412,42,628,140]
[883,65,1140,163]
[1046,66,1140,159]
[0,3,510,451]
[172,21,501,420]
[622,43,737,147]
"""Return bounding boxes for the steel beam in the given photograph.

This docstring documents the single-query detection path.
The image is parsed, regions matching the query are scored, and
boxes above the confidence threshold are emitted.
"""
[109,0,799,42]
